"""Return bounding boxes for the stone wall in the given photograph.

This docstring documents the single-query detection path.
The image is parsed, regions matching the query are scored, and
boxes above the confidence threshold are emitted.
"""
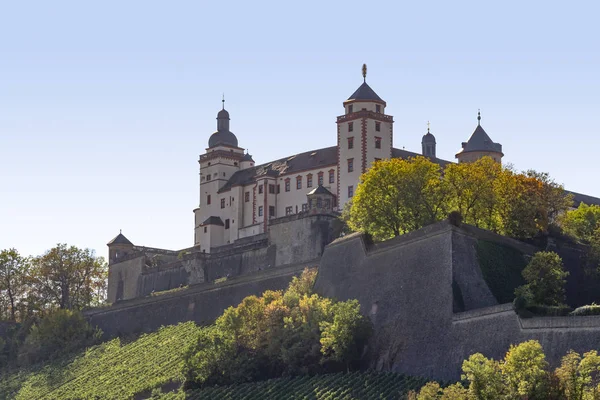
[314,221,600,381]
[87,262,315,338]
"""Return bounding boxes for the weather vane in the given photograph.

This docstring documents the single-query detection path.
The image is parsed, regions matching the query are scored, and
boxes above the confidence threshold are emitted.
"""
[362,64,367,82]
[477,109,481,125]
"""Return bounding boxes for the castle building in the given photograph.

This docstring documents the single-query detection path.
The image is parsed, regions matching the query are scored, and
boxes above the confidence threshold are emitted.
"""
[192,65,495,253]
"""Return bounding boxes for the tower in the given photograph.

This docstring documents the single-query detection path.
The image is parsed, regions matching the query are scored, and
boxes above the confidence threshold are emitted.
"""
[421,122,436,158]
[456,111,503,163]
[337,64,393,208]
[107,230,133,265]
[193,99,245,249]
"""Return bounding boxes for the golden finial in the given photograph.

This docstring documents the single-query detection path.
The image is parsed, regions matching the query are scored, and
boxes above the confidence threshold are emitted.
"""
[362,64,367,82]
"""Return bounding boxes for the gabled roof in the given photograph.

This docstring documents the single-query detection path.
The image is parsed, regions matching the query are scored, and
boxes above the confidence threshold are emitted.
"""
[218,146,337,193]
[568,191,600,207]
[347,82,384,103]
[456,125,503,155]
[107,232,133,246]
[307,185,334,196]
[202,216,225,226]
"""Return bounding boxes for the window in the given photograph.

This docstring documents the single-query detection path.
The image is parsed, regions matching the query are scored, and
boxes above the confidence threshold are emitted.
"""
[225,219,230,229]
[204,227,207,233]
[258,185,263,194]
[296,176,302,190]
[286,206,293,215]
[347,137,354,149]
[206,175,211,181]
[318,172,324,186]
[269,206,275,218]
[375,137,382,149]
[348,185,354,198]
[329,170,335,184]
[375,158,381,161]
[285,179,290,192]
[220,198,225,209]
[207,195,211,205]
[347,158,354,173]
[376,104,381,113]
[245,191,250,202]
[316,198,322,208]
[223,172,226,177]
[302,203,308,212]
[269,184,275,194]
[325,199,331,209]
[277,184,280,194]
[307,174,313,188]
[348,105,353,113]
[375,122,381,132]
[348,122,353,132]
[258,206,263,216]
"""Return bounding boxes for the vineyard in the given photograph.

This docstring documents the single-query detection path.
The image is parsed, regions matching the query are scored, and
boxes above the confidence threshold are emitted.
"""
[0,321,429,399]
[0,322,201,400]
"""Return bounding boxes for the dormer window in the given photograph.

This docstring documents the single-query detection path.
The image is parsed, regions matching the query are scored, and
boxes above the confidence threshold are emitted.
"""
[348,105,353,114]
[376,105,381,113]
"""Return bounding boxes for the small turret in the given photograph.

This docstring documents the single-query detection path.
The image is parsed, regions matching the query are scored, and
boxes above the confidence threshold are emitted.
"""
[107,230,134,265]
[240,151,255,169]
[421,121,436,158]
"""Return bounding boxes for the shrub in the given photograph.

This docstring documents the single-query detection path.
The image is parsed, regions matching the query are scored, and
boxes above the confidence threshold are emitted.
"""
[521,251,569,306]
[570,303,600,316]
[17,309,101,365]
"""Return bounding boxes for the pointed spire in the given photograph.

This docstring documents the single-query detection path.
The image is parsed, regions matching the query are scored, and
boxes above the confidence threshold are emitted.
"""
[477,109,481,126]
[362,64,367,82]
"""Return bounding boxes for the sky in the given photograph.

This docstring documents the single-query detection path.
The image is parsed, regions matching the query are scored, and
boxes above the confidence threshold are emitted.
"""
[1,1,599,259]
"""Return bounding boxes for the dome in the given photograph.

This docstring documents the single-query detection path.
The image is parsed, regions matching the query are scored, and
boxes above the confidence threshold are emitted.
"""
[208,130,238,148]
[422,132,436,144]
[217,109,230,119]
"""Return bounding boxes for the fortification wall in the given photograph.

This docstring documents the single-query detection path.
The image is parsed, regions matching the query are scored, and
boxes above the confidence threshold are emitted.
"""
[88,262,315,338]
[107,256,145,303]
[314,221,600,381]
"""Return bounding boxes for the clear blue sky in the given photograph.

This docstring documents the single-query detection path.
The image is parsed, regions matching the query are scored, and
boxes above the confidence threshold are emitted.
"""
[1,1,599,259]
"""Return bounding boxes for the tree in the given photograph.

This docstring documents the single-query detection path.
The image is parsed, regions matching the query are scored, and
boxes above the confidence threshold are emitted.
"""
[521,251,569,306]
[502,340,550,399]
[0,249,29,321]
[348,157,447,240]
[525,170,573,226]
[461,353,505,400]
[29,244,107,311]
[555,350,600,400]
[562,203,600,243]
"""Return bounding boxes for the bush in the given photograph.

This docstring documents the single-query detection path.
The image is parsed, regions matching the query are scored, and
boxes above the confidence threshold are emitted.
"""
[521,251,569,306]
[570,303,600,316]
[18,309,101,365]
[183,268,371,388]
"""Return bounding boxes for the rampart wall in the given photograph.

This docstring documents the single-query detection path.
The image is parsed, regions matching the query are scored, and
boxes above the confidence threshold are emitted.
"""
[313,221,600,381]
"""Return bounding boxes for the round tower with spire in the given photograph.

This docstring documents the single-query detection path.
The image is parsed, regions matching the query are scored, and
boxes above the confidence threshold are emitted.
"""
[421,121,436,158]
[455,110,503,163]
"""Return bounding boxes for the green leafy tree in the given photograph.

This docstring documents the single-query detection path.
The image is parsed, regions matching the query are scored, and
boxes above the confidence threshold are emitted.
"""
[562,203,600,243]
[0,249,30,321]
[461,353,505,399]
[555,350,600,399]
[525,170,573,226]
[521,251,569,306]
[501,340,550,399]
[349,157,448,240]
[18,309,101,365]
[29,244,107,311]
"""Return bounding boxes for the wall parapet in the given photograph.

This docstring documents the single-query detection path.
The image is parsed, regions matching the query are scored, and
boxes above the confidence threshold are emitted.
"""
[520,315,600,329]
[452,303,515,322]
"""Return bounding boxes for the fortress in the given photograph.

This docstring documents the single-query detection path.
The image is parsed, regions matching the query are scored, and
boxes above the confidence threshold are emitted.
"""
[99,66,600,380]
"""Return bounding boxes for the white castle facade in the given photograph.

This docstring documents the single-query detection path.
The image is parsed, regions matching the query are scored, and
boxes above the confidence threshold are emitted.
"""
[193,67,505,252]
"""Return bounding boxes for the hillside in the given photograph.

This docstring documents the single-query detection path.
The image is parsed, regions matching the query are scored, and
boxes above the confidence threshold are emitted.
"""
[0,322,427,400]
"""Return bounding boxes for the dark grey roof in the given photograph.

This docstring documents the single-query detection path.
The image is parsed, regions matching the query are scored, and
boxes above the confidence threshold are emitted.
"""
[208,130,238,148]
[422,132,436,144]
[392,147,452,167]
[107,232,133,246]
[242,153,254,162]
[307,185,334,196]
[218,146,337,193]
[217,109,229,119]
[568,191,600,207]
[202,216,224,226]
[347,82,384,103]
[456,125,503,156]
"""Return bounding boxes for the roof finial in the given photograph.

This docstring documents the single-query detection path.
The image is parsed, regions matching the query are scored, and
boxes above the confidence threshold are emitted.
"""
[362,64,367,82]
[427,121,430,133]
[222,93,225,110]
[477,109,481,126]
[120,229,122,234]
